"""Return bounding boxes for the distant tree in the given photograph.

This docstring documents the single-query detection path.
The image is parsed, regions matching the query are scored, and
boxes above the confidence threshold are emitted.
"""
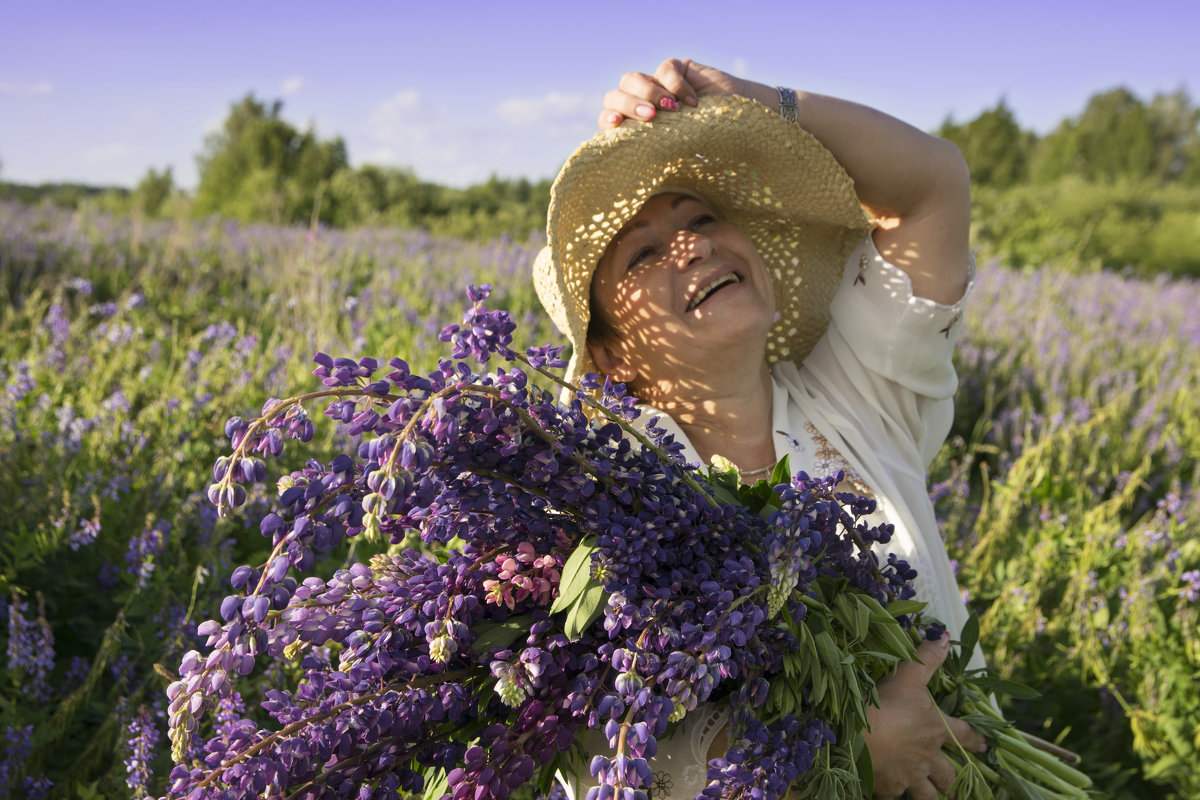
[937,100,1035,188]
[1147,89,1200,184]
[133,166,174,217]
[1032,87,1157,183]
[194,95,348,224]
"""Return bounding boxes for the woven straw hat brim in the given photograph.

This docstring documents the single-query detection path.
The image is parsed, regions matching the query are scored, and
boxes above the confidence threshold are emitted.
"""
[533,94,872,384]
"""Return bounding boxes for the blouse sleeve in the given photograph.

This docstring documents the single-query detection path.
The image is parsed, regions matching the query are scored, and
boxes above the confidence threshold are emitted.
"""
[805,231,975,468]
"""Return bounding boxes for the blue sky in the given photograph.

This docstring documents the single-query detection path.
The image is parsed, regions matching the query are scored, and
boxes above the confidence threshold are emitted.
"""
[3,0,1198,189]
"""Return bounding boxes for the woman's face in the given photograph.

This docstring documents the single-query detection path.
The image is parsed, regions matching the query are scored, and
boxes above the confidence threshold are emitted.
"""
[587,193,775,395]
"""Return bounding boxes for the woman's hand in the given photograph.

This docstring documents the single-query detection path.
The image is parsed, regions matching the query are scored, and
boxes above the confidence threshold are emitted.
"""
[598,58,764,129]
[863,631,987,799]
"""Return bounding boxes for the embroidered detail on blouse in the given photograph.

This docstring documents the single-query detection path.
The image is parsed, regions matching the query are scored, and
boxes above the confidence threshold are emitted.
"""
[939,312,961,338]
[804,422,874,498]
[781,432,807,456]
[854,253,868,286]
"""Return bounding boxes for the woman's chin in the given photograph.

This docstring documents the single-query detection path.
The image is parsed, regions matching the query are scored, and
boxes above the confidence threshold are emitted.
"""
[686,298,775,342]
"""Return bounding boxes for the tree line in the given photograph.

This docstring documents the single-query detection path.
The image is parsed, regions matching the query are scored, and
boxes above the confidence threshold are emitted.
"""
[936,87,1200,276]
[3,87,1199,274]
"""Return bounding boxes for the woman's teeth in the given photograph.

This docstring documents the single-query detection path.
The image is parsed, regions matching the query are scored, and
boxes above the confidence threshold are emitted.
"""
[687,274,741,311]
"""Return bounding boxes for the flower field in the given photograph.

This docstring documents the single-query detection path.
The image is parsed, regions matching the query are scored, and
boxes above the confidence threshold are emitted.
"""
[1,200,1197,799]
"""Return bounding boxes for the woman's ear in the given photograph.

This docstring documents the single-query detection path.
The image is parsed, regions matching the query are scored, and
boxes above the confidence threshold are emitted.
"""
[588,338,638,385]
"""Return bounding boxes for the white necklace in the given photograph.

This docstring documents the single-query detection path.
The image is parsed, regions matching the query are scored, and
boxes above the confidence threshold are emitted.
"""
[738,462,774,478]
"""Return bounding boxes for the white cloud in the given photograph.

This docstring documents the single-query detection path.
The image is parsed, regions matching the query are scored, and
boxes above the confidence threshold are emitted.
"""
[362,87,593,186]
[0,80,53,97]
[494,91,589,127]
[368,89,428,139]
[83,144,133,165]
[281,76,304,96]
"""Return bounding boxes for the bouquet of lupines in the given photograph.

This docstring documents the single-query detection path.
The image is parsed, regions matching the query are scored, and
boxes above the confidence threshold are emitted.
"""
[162,286,1095,800]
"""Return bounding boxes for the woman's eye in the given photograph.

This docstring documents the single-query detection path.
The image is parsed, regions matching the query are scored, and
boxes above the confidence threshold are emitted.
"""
[627,246,655,272]
[690,214,717,231]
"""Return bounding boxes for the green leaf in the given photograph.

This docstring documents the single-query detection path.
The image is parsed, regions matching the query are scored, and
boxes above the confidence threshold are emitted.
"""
[471,616,532,653]
[855,733,875,798]
[564,581,607,640]
[884,599,927,617]
[769,455,791,487]
[956,614,980,672]
[550,536,597,615]
[972,676,1041,701]
[422,767,449,800]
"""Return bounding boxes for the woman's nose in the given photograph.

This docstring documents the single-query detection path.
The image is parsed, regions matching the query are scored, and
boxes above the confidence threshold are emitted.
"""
[671,230,714,268]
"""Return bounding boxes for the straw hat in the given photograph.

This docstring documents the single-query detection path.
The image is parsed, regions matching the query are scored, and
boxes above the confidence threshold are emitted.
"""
[533,94,873,384]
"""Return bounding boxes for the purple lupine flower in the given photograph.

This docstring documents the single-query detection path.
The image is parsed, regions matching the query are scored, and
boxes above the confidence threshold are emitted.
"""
[124,706,160,797]
[1,725,34,795]
[126,521,171,588]
[5,597,54,702]
[1182,569,1200,603]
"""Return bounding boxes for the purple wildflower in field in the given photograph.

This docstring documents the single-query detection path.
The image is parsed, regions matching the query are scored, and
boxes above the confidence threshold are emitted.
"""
[110,653,133,684]
[66,277,93,294]
[1182,570,1200,603]
[126,521,171,588]
[5,597,54,701]
[41,303,70,368]
[3,361,36,404]
[124,290,146,311]
[98,561,120,590]
[124,706,159,797]
[22,776,53,800]
[0,725,34,797]
[69,513,101,550]
[64,655,90,689]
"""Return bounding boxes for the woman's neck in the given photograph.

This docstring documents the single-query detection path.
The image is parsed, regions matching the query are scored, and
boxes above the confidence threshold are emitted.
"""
[644,361,776,475]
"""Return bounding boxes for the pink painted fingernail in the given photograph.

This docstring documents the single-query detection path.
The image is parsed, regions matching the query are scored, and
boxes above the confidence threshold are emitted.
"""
[607,112,622,126]
[635,103,656,119]
[660,97,679,111]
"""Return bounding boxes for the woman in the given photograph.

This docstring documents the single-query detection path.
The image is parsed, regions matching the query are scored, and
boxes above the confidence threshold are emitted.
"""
[534,59,986,800]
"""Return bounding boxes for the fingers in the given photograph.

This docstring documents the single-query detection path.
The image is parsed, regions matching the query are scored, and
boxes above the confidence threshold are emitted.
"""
[905,778,940,800]
[944,714,988,754]
[929,752,957,790]
[598,59,703,130]
[652,58,699,106]
[600,85,663,128]
[907,631,952,684]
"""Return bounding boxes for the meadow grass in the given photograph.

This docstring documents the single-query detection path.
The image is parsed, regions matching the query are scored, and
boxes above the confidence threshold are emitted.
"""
[1,201,1196,798]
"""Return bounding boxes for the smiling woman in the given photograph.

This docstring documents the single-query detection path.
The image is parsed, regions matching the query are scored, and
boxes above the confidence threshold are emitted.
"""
[534,58,983,800]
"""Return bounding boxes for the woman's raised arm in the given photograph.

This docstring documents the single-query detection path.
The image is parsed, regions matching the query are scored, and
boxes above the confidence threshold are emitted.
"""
[601,58,971,305]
